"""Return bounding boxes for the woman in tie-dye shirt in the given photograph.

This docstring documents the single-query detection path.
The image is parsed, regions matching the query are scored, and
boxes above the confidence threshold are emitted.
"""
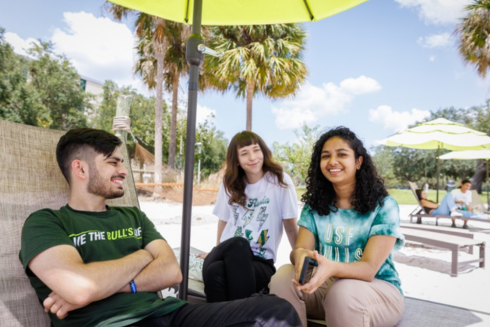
[270,127,405,327]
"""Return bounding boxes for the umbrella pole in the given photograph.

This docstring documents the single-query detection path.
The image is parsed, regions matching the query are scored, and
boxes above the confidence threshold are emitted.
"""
[436,146,440,202]
[179,0,204,301]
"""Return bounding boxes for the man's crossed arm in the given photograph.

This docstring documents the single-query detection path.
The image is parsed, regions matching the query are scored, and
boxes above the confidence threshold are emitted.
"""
[29,239,182,319]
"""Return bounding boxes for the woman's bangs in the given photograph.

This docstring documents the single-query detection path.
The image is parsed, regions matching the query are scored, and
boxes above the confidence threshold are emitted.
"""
[236,133,260,150]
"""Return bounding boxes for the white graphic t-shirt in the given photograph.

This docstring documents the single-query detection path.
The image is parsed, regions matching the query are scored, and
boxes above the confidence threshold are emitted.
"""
[213,172,298,262]
[451,189,472,209]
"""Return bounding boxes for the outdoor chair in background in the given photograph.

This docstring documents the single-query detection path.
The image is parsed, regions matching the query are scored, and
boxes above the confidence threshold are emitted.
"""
[0,120,139,327]
[470,190,489,214]
[408,181,490,226]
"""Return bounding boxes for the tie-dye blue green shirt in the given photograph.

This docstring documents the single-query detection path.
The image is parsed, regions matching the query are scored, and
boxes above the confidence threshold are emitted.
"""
[298,195,404,295]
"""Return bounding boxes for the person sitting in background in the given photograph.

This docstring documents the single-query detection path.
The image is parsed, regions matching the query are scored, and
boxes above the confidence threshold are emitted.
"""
[415,187,489,229]
[451,179,473,228]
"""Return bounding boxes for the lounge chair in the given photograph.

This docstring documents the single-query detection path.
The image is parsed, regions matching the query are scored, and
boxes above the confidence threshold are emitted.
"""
[408,181,490,226]
[1,120,489,326]
[470,189,490,214]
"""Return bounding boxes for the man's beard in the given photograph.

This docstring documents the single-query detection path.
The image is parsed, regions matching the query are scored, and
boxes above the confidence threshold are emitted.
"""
[87,166,124,199]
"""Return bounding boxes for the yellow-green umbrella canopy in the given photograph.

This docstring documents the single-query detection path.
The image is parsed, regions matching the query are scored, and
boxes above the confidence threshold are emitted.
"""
[379,118,490,151]
[109,0,366,25]
[379,118,490,202]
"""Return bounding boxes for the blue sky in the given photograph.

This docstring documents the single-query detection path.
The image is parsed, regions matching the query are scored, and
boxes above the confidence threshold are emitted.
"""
[1,0,489,150]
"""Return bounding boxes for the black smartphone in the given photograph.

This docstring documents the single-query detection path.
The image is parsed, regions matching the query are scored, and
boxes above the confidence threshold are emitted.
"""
[298,257,311,284]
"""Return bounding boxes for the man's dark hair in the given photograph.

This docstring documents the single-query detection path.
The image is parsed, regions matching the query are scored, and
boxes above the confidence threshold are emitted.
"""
[56,128,122,184]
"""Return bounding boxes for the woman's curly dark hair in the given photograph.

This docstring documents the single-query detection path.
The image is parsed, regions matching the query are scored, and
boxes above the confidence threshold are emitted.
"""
[301,127,388,216]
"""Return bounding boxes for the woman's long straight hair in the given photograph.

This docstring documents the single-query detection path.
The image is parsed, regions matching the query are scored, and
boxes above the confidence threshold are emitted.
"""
[223,131,286,207]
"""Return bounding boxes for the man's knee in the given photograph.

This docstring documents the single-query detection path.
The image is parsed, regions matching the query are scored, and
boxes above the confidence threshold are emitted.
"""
[248,294,302,326]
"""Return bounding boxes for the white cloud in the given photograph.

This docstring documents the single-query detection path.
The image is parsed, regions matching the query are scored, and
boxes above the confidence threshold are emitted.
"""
[339,75,382,94]
[395,0,471,25]
[5,12,145,93]
[368,105,431,132]
[429,55,436,62]
[272,76,381,130]
[418,32,452,48]
[196,105,216,125]
[4,32,39,57]
[51,12,137,89]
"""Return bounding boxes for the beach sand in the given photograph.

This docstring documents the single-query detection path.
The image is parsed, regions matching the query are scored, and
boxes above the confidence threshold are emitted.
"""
[140,200,490,313]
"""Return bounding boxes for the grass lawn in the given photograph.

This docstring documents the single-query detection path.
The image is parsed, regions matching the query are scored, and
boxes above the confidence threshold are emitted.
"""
[297,187,490,205]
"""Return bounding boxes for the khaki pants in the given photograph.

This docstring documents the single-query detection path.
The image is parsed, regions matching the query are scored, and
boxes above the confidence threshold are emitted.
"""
[269,264,405,327]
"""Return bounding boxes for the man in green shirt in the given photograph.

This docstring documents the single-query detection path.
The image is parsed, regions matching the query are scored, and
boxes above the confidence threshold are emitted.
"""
[19,128,300,327]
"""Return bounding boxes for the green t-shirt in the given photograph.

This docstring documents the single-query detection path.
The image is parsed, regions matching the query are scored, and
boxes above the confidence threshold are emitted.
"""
[19,205,186,327]
[298,196,405,295]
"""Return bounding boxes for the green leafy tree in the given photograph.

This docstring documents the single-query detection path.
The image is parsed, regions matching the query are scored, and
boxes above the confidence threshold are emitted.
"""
[133,21,192,169]
[0,30,88,129]
[195,118,228,178]
[371,145,397,187]
[92,80,226,177]
[455,0,490,78]
[204,24,308,131]
[26,41,89,130]
[0,28,46,125]
[273,124,320,185]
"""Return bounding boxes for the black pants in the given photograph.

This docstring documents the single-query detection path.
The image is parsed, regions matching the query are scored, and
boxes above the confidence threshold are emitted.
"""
[129,294,301,327]
[202,237,276,303]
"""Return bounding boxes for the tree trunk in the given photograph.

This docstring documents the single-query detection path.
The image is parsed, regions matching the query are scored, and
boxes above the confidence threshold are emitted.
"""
[153,33,166,195]
[471,159,486,193]
[168,71,179,169]
[246,81,254,131]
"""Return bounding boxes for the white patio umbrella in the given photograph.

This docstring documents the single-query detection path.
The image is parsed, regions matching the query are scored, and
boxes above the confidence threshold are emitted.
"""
[439,150,490,203]
[379,118,490,201]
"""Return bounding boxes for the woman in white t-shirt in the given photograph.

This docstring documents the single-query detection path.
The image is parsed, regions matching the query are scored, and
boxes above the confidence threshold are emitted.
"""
[197,131,298,303]
[451,179,474,228]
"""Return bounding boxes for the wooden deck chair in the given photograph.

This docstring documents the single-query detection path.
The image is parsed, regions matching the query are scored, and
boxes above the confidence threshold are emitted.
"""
[0,120,139,327]
[408,181,490,226]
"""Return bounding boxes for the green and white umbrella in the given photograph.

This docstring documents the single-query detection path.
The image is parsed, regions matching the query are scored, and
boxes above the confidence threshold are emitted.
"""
[380,118,490,151]
[109,0,367,299]
[439,150,490,203]
[379,118,490,201]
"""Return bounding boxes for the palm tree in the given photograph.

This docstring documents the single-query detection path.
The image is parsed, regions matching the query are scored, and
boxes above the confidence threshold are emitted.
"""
[134,22,191,169]
[455,0,490,191]
[203,24,308,131]
[455,0,490,77]
[106,3,168,184]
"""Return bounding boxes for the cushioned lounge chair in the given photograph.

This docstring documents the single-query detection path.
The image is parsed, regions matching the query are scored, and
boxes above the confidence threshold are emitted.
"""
[1,120,489,326]
[408,182,490,226]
